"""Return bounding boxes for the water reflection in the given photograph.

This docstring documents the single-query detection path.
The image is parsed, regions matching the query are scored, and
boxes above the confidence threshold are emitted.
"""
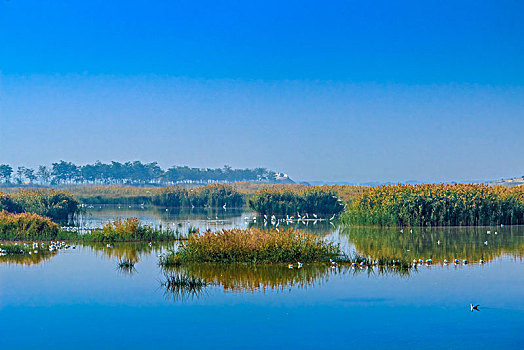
[161,271,209,302]
[247,219,337,235]
[0,250,57,266]
[79,206,339,235]
[78,205,249,232]
[84,241,177,262]
[342,225,524,263]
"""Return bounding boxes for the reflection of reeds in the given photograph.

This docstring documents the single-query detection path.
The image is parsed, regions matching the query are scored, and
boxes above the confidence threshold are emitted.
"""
[161,272,208,301]
[0,242,57,266]
[85,241,176,261]
[343,226,524,263]
[165,263,332,292]
[117,259,137,275]
[164,261,413,294]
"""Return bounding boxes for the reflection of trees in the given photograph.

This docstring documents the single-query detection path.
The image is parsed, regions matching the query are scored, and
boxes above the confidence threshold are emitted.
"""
[0,251,57,266]
[342,226,524,263]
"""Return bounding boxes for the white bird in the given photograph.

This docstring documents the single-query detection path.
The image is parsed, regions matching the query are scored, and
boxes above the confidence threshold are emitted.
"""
[400,229,404,233]
[487,230,491,234]
[312,213,317,219]
[480,259,485,264]
[330,214,336,221]
[288,264,293,269]
[222,204,227,209]
[463,259,468,264]
[484,241,488,245]
[444,259,449,264]
[470,304,479,312]
[297,262,303,268]
[437,240,441,245]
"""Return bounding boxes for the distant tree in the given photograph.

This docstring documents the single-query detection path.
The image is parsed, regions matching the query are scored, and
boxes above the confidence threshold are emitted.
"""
[37,165,51,184]
[0,164,13,183]
[51,161,79,184]
[23,167,37,184]
[15,166,25,184]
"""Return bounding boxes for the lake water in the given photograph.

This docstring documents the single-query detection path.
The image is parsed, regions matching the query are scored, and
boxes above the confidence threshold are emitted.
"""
[1,207,524,349]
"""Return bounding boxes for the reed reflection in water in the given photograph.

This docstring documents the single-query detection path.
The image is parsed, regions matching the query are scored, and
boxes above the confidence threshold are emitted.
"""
[160,261,415,301]
[0,250,57,267]
[342,225,524,263]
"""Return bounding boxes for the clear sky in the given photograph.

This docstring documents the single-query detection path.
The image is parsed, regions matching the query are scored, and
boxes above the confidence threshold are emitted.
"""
[1,0,523,183]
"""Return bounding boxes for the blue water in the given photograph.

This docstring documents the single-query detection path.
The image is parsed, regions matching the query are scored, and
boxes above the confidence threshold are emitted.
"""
[1,236,523,349]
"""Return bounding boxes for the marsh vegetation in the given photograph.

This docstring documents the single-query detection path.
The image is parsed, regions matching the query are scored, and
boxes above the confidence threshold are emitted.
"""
[1,189,80,222]
[160,228,341,265]
[248,187,345,216]
[342,184,524,226]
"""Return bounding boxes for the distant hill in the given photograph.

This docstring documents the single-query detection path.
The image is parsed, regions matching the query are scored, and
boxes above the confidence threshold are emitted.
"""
[486,176,524,187]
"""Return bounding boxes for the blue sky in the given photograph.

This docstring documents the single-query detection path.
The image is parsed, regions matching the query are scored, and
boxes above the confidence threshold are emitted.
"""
[0,0,523,182]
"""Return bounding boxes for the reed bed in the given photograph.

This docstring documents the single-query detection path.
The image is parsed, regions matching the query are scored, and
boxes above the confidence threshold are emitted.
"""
[84,217,181,242]
[0,190,80,222]
[342,184,524,226]
[0,211,63,240]
[248,188,345,216]
[160,228,341,264]
[71,184,244,207]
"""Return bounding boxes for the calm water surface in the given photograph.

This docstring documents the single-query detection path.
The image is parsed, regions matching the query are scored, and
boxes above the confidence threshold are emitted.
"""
[1,208,523,349]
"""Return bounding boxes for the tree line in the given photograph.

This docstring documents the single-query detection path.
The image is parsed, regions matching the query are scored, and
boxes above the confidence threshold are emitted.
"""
[0,161,284,186]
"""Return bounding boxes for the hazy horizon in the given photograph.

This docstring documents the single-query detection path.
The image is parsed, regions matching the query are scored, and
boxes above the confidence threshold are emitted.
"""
[1,1,523,183]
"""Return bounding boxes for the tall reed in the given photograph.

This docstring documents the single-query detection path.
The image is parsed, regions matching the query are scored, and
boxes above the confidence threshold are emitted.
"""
[248,188,345,216]
[161,228,341,264]
[342,184,524,226]
[0,210,62,240]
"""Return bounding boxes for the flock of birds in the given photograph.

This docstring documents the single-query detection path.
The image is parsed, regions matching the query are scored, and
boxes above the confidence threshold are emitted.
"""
[245,212,337,230]
[0,241,76,256]
[48,241,75,251]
